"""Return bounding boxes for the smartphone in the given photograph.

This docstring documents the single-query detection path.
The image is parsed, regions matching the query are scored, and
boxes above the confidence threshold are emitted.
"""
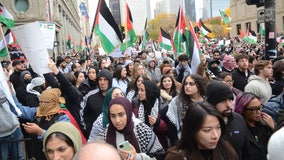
[119,141,132,151]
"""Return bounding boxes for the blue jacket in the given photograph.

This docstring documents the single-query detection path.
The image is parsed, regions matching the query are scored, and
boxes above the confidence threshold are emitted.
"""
[263,92,284,121]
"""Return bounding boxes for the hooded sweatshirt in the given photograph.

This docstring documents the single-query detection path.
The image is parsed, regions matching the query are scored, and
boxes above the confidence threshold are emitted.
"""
[43,121,82,159]
[83,69,113,137]
[245,75,272,104]
[0,89,20,137]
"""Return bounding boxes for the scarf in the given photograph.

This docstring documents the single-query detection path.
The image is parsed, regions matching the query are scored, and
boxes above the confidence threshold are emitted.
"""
[106,97,141,152]
[36,88,65,121]
[102,88,115,128]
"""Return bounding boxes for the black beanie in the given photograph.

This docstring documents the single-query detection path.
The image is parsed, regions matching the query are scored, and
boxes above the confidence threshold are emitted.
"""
[206,80,234,106]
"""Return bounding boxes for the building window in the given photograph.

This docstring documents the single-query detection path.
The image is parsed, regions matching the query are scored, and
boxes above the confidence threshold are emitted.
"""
[237,24,241,35]
[246,22,251,31]
[14,0,29,12]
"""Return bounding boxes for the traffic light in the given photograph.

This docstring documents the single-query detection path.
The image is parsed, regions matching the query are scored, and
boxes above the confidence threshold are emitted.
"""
[120,26,125,39]
[246,0,264,7]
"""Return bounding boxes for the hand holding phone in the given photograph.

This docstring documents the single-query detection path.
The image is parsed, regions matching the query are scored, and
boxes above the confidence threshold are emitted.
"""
[119,141,132,151]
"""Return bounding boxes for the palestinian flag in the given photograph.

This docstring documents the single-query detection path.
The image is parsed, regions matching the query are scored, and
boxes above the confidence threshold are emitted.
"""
[120,3,137,51]
[140,18,148,51]
[247,29,257,44]
[67,34,72,49]
[0,3,14,29]
[159,27,172,50]
[219,9,231,24]
[94,0,122,54]
[198,19,212,37]
[0,29,14,57]
[239,28,246,38]
[173,7,189,56]
[188,22,201,74]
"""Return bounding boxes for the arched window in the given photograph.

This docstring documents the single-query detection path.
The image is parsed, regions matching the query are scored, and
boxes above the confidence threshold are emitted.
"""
[14,0,29,12]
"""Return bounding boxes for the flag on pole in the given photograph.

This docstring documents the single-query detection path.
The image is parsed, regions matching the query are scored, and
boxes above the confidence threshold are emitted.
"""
[0,29,14,57]
[67,34,72,49]
[140,18,148,51]
[120,3,137,51]
[198,19,212,37]
[188,22,201,74]
[219,9,231,24]
[239,28,246,38]
[173,7,189,56]
[0,3,14,29]
[247,29,257,44]
[93,0,122,54]
[159,27,172,50]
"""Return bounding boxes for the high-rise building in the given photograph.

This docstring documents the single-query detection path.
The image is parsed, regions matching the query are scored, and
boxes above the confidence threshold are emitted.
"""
[109,0,122,27]
[184,0,196,21]
[109,0,150,34]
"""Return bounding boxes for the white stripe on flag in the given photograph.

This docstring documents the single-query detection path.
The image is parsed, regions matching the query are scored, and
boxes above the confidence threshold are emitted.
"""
[99,14,121,46]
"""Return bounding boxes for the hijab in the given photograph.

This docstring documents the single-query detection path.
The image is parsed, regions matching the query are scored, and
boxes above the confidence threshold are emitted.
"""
[106,97,140,152]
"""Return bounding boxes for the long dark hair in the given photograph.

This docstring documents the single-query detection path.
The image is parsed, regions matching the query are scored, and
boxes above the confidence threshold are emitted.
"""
[170,101,238,160]
[179,74,205,106]
[160,75,177,97]
[113,65,128,81]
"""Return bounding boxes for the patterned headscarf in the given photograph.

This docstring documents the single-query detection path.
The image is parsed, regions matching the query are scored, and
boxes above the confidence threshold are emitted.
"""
[36,88,65,121]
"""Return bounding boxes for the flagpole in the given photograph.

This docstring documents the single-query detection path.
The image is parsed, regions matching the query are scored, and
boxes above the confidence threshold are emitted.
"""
[125,3,128,57]
[0,24,11,61]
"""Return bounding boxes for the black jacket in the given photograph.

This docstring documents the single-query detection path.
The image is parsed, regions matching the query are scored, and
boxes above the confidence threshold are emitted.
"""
[232,68,253,91]
[225,112,251,160]
[245,122,272,160]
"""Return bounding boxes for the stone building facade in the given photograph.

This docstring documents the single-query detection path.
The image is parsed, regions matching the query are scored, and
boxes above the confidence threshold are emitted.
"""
[1,0,84,56]
[230,0,284,37]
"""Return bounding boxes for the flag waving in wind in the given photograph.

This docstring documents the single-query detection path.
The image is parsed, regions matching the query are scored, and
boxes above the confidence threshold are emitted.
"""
[0,3,14,29]
[198,19,212,37]
[159,27,172,51]
[120,3,137,51]
[188,22,201,74]
[173,7,189,56]
[247,28,257,44]
[219,9,231,24]
[139,18,148,51]
[0,29,14,57]
[93,0,122,54]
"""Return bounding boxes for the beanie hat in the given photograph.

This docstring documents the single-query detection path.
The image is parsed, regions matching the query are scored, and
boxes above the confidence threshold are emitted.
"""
[36,88,65,121]
[43,122,82,159]
[206,80,234,106]
[162,66,172,75]
[267,127,284,160]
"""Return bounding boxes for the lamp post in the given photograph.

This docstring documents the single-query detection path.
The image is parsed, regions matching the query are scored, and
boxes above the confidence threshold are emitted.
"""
[264,0,276,59]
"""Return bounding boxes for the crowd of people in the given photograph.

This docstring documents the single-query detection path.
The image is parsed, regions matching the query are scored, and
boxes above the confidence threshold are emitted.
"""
[1,41,284,160]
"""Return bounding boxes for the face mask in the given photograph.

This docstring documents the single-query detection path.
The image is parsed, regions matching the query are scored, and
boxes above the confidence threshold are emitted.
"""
[24,78,32,85]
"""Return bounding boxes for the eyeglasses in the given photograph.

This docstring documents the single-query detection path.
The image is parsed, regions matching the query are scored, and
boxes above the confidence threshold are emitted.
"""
[224,80,234,83]
[184,82,196,86]
[245,105,263,114]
